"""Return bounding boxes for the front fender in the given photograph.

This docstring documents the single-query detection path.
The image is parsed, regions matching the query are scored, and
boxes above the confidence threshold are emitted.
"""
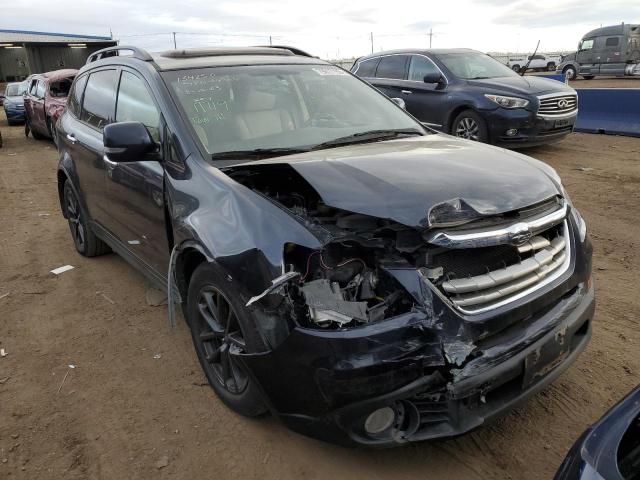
[166,155,324,300]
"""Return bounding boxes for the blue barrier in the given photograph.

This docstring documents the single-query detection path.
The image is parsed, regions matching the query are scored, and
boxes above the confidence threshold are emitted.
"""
[540,74,567,83]
[574,88,640,138]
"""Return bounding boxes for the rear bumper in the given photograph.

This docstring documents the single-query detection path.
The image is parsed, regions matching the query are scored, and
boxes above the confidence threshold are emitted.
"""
[483,108,577,148]
[249,282,594,447]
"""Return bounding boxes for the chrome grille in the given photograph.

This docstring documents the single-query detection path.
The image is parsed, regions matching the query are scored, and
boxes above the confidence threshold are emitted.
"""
[425,205,572,315]
[538,94,578,117]
[442,227,567,308]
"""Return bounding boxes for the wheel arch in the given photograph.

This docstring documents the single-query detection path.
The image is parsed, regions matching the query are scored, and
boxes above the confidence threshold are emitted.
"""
[446,104,478,133]
[174,244,210,301]
[57,168,70,218]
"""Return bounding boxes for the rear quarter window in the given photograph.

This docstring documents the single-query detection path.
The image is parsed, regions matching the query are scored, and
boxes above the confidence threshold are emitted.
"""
[354,58,379,77]
[67,75,88,117]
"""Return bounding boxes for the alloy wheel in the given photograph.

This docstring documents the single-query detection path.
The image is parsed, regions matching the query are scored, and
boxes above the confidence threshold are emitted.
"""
[196,287,249,395]
[455,117,480,141]
[66,191,86,251]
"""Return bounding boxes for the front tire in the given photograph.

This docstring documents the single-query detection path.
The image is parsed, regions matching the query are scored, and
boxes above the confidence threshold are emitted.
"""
[563,66,577,80]
[63,180,111,257]
[511,64,521,72]
[452,110,489,143]
[547,62,556,71]
[186,263,267,417]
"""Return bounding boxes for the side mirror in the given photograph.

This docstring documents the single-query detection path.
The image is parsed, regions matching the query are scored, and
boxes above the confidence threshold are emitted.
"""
[423,73,444,84]
[390,97,406,109]
[103,121,156,162]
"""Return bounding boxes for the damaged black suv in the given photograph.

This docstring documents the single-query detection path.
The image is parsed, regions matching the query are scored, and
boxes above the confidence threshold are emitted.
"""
[56,45,594,447]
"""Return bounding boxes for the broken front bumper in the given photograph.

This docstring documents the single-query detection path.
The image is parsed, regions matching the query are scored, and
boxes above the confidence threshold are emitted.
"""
[241,281,594,447]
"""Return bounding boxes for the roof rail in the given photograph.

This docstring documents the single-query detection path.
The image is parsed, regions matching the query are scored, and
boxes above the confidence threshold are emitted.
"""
[159,47,293,59]
[86,45,153,65]
[258,45,315,57]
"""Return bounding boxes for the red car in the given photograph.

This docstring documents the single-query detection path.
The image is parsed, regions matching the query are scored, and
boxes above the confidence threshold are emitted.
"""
[24,69,77,143]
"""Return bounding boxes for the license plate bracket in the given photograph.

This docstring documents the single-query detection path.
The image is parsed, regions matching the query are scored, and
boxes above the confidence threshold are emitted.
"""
[554,118,571,128]
[523,328,570,388]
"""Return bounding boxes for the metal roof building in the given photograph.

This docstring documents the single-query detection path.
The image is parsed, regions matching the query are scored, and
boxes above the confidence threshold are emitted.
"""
[0,29,117,82]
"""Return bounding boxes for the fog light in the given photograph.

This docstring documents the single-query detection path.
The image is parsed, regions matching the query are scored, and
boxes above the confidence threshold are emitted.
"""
[364,407,396,434]
[505,128,518,136]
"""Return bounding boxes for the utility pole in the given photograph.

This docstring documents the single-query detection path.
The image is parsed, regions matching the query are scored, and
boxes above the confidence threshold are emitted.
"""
[172,32,177,49]
[370,32,374,53]
[429,28,433,48]
[269,35,273,45]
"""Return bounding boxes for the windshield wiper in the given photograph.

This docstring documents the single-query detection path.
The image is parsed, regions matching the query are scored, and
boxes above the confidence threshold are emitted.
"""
[211,147,310,160]
[310,129,423,150]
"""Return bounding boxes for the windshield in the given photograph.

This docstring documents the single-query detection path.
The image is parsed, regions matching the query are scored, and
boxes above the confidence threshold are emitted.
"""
[6,82,27,96]
[437,52,519,79]
[163,64,425,159]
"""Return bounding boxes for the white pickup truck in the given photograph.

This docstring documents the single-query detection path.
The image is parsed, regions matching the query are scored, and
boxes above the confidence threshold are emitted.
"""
[508,54,561,72]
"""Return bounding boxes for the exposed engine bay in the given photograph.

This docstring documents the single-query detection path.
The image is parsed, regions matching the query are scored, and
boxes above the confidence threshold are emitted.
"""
[229,163,568,329]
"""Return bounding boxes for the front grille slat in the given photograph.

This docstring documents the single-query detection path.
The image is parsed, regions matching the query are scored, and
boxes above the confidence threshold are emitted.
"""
[442,236,565,295]
[429,214,571,314]
[537,94,578,117]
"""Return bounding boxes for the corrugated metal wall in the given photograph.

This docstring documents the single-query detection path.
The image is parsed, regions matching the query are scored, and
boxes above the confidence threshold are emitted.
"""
[0,44,114,81]
[0,48,30,82]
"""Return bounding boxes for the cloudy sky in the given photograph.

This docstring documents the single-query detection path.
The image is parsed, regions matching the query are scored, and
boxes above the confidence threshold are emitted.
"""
[4,0,639,58]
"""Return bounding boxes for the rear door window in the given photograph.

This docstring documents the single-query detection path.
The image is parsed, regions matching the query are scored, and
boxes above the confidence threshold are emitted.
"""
[81,69,118,130]
[355,58,380,77]
[116,71,161,141]
[375,55,409,79]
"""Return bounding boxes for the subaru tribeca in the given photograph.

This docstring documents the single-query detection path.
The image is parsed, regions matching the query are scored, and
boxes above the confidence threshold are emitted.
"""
[56,45,594,447]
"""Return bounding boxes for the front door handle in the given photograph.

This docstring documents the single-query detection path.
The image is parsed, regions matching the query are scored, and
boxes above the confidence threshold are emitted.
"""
[66,133,77,144]
[103,155,117,167]
[401,90,413,95]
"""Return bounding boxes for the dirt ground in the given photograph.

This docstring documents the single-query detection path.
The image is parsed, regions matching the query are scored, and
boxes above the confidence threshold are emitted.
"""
[1,110,639,480]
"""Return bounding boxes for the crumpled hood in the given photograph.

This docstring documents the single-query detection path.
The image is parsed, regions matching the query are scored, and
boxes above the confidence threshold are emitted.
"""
[468,75,575,96]
[228,134,562,228]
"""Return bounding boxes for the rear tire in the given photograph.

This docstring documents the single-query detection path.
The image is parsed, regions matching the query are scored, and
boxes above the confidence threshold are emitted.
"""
[547,62,556,71]
[511,64,521,72]
[62,180,111,257]
[451,110,489,143]
[186,262,267,417]
[46,116,58,146]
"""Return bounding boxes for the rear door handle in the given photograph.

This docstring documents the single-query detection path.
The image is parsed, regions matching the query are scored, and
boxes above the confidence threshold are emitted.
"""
[66,134,77,144]
[401,90,413,95]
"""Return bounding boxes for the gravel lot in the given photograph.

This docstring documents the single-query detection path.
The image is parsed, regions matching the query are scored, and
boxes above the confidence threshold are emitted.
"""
[1,110,639,479]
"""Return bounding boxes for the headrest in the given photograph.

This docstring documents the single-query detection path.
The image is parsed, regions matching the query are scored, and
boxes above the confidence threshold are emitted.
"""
[242,90,277,111]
